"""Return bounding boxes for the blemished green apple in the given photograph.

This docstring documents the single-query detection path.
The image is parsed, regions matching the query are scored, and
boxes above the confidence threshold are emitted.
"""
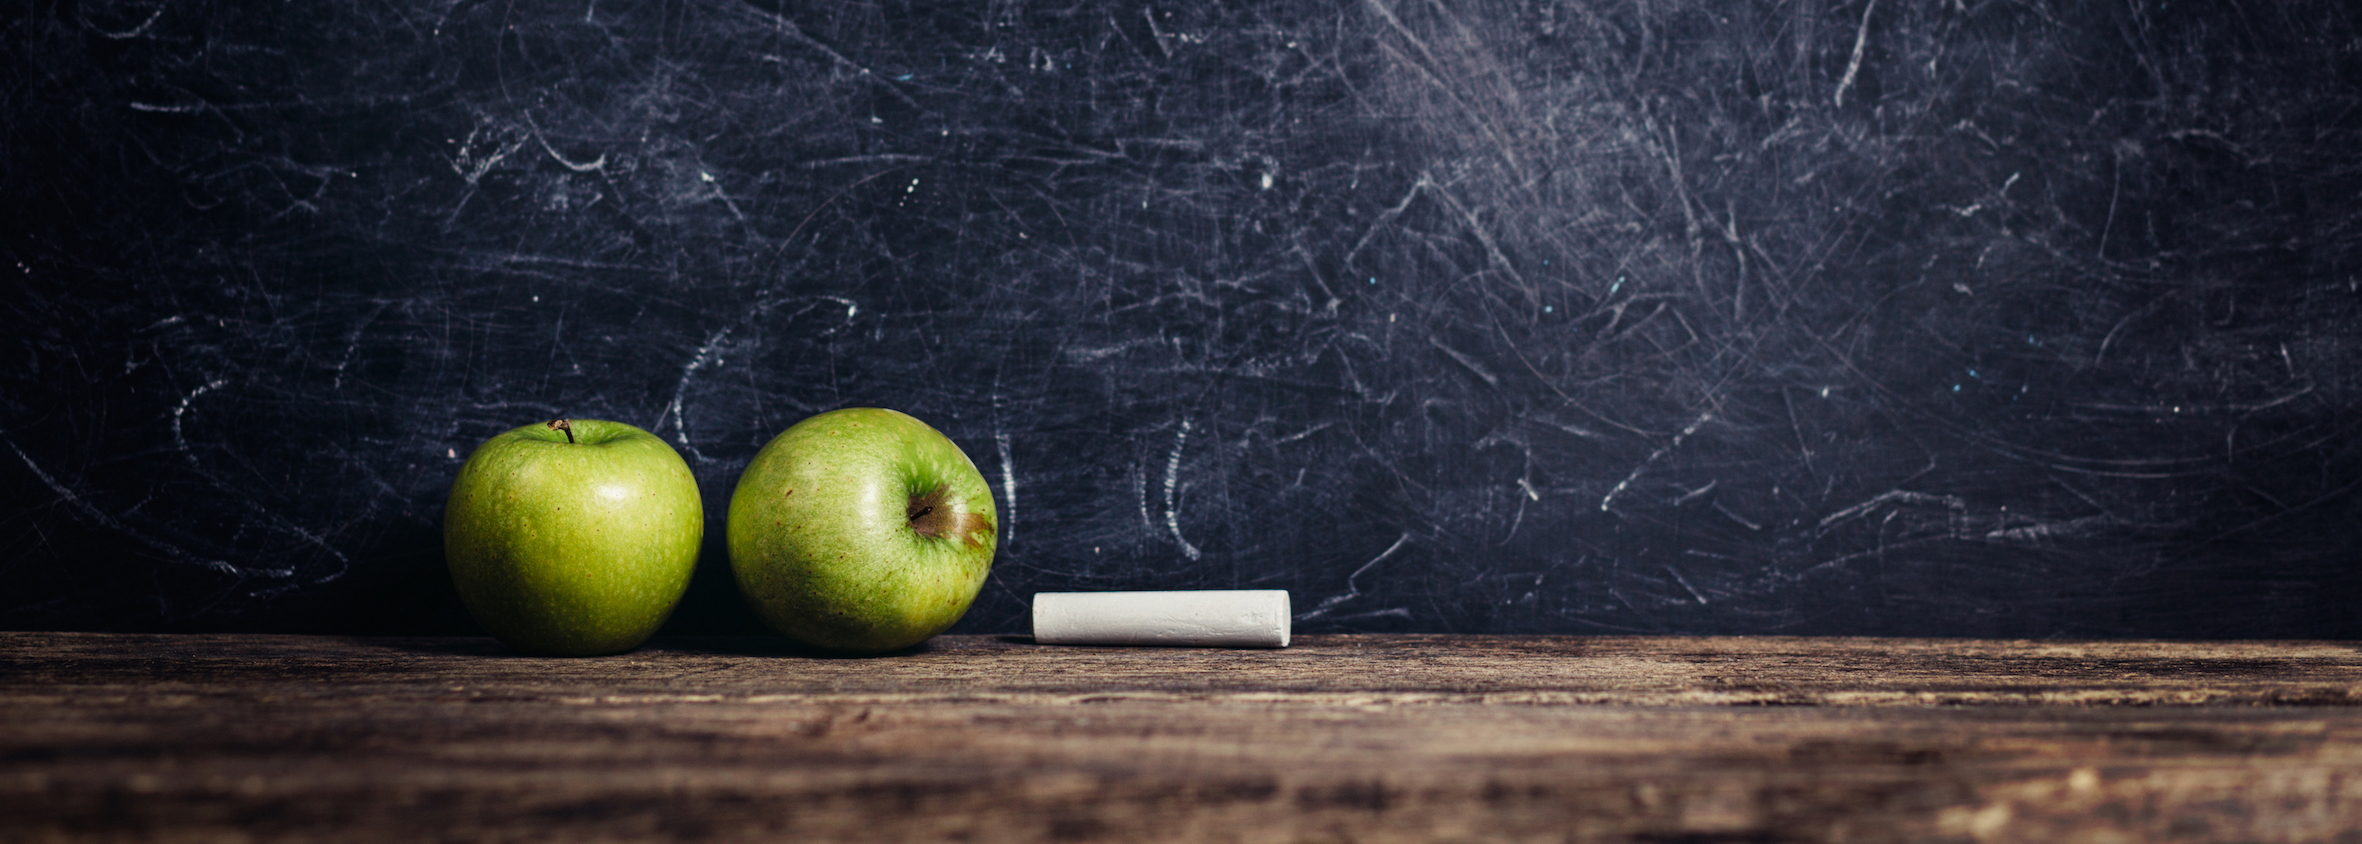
[444,419,703,656]
[728,407,998,653]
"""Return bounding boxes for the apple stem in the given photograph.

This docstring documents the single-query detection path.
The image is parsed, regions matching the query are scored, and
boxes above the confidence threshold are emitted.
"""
[548,419,575,444]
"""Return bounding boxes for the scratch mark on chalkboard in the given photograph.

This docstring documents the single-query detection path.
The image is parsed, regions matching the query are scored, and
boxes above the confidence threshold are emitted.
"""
[2097,155,2123,259]
[172,379,230,470]
[447,122,523,185]
[699,171,748,221]
[1818,489,1967,535]
[1496,488,1530,546]
[5,437,228,574]
[1833,0,1878,108]
[996,431,1016,547]
[442,120,525,230]
[1984,515,2112,543]
[1799,545,1893,579]
[1297,531,1411,621]
[89,3,168,39]
[330,303,386,390]
[1346,174,1424,270]
[1479,433,1539,544]
[522,111,604,173]
[1067,338,1163,362]
[1140,6,1174,59]
[1428,180,1533,294]
[744,6,922,112]
[1528,413,1605,440]
[1647,115,1703,240]
[660,327,730,461]
[1164,418,1199,560]
[2068,385,2316,417]
[1783,388,1819,480]
[1600,411,1712,513]
[1271,422,1332,444]
[259,519,346,588]
[799,154,934,169]
[1429,335,1498,387]
[1135,466,1153,535]
[1665,564,1708,604]
[1717,200,1750,323]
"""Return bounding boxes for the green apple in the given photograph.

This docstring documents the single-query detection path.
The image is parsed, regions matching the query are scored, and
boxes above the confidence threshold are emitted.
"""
[444,419,703,656]
[728,407,997,653]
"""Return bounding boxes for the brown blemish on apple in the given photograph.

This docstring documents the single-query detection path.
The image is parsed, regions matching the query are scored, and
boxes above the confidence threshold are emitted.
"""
[907,484,995,547]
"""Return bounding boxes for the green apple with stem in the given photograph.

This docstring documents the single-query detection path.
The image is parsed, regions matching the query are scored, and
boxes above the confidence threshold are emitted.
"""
[444,419,703,656]
[729,408,997,653]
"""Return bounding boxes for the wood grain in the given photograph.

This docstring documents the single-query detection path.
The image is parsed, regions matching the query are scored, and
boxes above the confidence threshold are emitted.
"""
[6,633,2362,842]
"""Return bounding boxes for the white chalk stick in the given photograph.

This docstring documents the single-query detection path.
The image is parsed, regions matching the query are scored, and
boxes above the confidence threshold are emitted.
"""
[1032,590,1292,648]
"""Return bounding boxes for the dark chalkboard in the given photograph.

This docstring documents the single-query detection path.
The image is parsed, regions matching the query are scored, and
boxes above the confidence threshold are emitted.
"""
[5,0,2359,638]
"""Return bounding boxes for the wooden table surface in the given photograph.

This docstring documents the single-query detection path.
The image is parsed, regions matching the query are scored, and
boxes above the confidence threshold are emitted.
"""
[6,632,2362,842]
